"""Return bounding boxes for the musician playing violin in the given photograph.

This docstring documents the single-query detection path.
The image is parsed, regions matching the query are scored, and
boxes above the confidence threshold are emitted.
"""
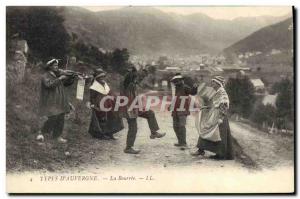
[37,58,76,143]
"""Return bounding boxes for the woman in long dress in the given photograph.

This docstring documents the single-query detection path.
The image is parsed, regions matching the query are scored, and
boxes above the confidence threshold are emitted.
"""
[193,76,233,160]
[88,69,124,140]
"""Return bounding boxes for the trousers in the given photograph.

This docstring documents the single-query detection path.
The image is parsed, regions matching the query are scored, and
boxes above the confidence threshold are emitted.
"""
[126,110,160,148]
[172,115,187,145]
[41,113,65,138]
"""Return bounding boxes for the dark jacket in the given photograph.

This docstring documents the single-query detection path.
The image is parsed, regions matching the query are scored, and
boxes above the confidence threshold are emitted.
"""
[172,84,198,116]
[39,71,74,117]
[88,81,124,137]
[120,72,139,118]
[89,87,115,120]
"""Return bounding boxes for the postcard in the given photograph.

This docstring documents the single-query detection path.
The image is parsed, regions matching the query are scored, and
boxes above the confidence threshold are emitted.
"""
[6,6,294,193]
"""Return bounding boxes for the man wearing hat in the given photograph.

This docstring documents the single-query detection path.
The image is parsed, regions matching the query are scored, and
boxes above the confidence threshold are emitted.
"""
[88,68,124,140]
[38,59,75,143]
[170,73,198,149]
[120,66,166,154]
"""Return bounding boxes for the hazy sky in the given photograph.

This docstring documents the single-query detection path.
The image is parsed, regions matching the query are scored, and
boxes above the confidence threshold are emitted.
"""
[83,6,292,20]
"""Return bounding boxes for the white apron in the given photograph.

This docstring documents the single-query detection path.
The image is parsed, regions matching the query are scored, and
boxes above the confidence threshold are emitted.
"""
[195,86,229,142]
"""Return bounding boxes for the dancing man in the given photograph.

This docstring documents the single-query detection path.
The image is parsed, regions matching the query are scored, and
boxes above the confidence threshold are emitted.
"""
[121,66,166,154]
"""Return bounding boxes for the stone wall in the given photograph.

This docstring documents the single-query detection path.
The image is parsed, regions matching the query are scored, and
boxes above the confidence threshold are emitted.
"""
[7,39,28,84]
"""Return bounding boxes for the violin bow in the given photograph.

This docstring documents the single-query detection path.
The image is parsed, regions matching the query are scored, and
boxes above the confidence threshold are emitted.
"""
[65,55,69,70]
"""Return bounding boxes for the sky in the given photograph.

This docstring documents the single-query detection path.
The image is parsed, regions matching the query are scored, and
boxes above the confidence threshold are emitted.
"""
[83,6,292,20]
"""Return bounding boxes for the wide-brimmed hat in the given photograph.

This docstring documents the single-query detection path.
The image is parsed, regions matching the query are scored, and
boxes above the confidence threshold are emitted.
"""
[170,73,184,82]
[127,66,137,72]
[44,59,59,69]
[94,68,106,78]
[211,76,225,87]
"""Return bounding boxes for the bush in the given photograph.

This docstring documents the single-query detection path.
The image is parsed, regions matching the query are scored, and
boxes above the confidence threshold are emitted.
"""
[250,104,276,127]
[111,48,131,73]
[274,78,294,121]
[226,77,256,118]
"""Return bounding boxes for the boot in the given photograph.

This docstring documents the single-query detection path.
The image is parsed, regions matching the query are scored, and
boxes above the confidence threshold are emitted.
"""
[191,149,205,156]
[174,143,187,147]
[36,134,45,142]
[57,137,68,143]
[102,134,111,140]
[209,154,224,160]
[107,134,118,140]
[150,132,166,139]
[124,147,141,154]
[179,144,189,150]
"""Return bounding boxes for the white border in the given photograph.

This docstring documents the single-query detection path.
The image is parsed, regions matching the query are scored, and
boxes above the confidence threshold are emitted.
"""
[1,0,298,198]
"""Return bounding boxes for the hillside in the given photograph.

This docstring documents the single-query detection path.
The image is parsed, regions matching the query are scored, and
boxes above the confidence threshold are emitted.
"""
[224,17,293,54]
[63,7,290,56]
[178,13,290,51]
[64,7,210,56]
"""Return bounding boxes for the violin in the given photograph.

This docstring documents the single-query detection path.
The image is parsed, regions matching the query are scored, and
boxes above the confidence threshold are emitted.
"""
[58,69,92,79]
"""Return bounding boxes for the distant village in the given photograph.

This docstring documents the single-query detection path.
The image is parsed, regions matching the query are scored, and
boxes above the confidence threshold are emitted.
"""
[130,49,293,109]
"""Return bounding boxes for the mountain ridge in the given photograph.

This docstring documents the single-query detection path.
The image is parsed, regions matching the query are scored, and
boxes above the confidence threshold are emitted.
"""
[63,7,291,56]
[223,17,293,54]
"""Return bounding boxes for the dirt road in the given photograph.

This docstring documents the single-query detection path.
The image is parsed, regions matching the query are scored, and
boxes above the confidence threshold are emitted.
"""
[7,107,294,173]
[6,109,295,194]
[60,111,241,173]
[230,121,294,169]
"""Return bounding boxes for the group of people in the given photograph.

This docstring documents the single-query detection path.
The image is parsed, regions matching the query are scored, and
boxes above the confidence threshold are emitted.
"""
[37,58,234,160]
[88,67,166,154]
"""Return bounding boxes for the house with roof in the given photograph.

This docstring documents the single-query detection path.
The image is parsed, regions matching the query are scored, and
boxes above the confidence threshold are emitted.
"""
[262,94,278,107]
[250,78,265,93]
[164,66,182,72]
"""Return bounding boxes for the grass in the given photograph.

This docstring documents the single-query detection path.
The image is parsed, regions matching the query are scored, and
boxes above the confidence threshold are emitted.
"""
[6,63,123,172]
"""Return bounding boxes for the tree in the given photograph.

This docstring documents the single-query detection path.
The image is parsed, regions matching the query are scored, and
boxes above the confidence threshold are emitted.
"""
[26,7,70,61]
[111,48,130,73]
[6,7,30,59]
[7,7,134,74]
[251,104,276,127]
[147,65,157,74]
[226,77,256,118]
[274,78,294,122]
[69,40,112,70]
[6,7,70,61]
[157,56,168,69]
[250,78,294,130]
